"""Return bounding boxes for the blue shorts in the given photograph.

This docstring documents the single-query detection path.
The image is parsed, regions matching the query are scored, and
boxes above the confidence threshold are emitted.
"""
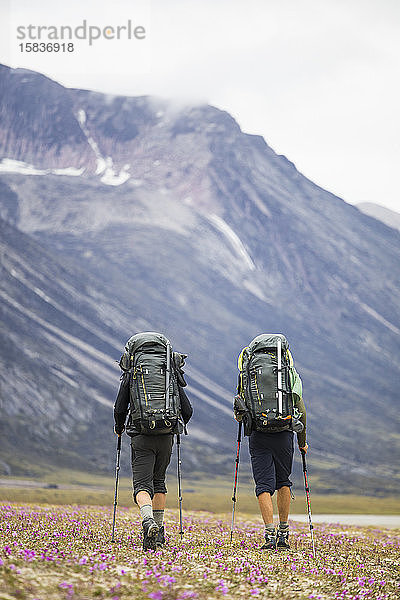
[249,430,294,496]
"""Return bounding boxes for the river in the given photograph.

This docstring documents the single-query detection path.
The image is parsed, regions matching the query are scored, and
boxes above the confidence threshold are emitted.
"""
[290,514,400,528]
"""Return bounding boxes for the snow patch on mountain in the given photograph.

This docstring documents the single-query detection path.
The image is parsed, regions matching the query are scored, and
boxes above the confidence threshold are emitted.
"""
[242,279,268,302]
[76,109,105,175]
[0,159,84,177]
[75,109,131,186]
[77,109,86,125]
[100,160,131,186]
[52,167,85,176]
[0,159,44,176]
[208,214,255,271]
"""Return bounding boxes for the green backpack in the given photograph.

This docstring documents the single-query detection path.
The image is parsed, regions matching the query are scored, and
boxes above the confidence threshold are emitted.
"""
[120,332,183,435]
[237,333,303,435]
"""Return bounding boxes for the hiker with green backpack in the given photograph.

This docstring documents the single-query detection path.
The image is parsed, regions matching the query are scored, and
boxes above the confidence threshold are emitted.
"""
[114,332,193,551]
[234,334,307,551]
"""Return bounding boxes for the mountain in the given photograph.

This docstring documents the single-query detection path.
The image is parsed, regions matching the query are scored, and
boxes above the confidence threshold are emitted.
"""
[357,202,400,232]
[0,64,399,494]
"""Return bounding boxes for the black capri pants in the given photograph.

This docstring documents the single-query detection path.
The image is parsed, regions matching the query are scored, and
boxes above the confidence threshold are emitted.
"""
[249,430,294,496]
[130,433,174,503]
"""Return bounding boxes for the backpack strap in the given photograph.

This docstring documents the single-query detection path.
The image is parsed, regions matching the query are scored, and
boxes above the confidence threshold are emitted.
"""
[277,337,283,415]
[237,346,249,371]
[237,346,249,395]
[118,352,131,373]
[165,341,172,412]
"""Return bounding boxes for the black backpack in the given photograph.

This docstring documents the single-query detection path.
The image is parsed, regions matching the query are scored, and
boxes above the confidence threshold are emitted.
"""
[237,333,303,434]
[119,332,184,435]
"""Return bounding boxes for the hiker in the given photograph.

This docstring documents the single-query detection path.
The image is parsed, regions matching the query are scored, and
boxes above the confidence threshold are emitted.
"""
[234,334,307,551]
[114,332,192,551]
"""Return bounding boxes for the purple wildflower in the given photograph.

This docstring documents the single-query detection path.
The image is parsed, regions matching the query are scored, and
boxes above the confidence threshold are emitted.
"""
[148,592,163,600]
[215,579,229,595]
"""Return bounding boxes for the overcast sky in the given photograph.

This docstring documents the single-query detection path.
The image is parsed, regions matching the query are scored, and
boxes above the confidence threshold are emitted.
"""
[2,0,399,212]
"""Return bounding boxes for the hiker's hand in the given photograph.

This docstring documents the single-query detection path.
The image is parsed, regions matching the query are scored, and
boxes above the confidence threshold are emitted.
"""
[114,425,125,436]
[233,395,246,422]
[299,443,308,454]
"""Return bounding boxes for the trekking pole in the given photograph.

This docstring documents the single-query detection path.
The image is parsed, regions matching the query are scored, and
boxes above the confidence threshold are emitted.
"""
[230,421,242,544]
[176,433,184,540]
[301,449,316,558]
[111,435,122,543]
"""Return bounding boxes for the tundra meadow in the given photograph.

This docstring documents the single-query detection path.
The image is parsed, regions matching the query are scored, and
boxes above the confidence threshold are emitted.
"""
[0,503,399,600]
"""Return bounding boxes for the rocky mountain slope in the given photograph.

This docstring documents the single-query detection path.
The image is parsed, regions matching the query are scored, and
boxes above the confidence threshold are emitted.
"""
[357,202,400,232]
[0,64,399,493]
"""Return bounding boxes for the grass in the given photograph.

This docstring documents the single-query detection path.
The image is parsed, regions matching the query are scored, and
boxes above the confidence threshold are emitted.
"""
[0,502,399,600]
[1,472,400,514]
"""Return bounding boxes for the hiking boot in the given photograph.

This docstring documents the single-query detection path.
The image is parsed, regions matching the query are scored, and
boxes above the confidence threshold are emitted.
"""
[142,517,159,551]
[261,529,277,550]
[276,528,290,551]
[156,525,165,548]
